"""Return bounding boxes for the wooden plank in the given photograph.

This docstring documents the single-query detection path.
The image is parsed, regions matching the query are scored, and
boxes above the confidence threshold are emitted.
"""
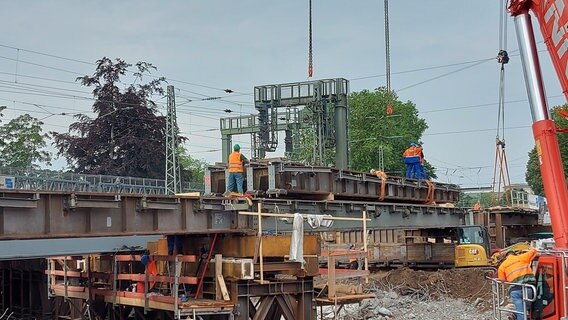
[104,296,175,311]
[215,254,222,300]
[216,275,230,301]
[114,254,196,262]
[216,234,320,257]
[116,273,197,284]
[328,256,336,298]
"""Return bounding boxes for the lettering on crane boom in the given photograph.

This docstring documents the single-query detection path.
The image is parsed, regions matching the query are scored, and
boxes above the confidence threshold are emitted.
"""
[544,0,568,79]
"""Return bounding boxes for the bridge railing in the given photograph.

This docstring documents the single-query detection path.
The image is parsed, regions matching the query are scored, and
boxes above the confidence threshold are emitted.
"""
[0,167,204,195]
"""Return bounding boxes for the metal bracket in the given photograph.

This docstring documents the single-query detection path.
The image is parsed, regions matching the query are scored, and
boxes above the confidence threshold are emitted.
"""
[65,194,121,210]
[137,196,180,211]
[0,193,39,208]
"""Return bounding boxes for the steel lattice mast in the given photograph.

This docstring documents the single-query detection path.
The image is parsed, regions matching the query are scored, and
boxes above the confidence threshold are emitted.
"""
[165,85,181,194]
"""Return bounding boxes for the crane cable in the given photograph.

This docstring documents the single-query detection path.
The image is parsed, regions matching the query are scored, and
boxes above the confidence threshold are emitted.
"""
[384,0,394,115]
[308,0,313,78]
[491,0,512,206]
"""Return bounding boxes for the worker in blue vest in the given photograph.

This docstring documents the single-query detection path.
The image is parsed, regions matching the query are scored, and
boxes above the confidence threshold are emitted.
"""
[403,143,427,179]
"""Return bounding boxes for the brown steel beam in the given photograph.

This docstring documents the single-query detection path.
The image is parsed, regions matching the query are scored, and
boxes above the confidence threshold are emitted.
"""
[0,191,243,240]
[0,197,38,208]
[253,296,275,320]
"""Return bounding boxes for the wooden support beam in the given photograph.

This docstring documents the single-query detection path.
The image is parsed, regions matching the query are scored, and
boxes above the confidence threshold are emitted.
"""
[215,254,222,300]
[216,275,230,301]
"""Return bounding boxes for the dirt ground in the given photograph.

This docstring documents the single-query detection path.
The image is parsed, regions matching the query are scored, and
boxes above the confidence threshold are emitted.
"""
[368,267,494,311]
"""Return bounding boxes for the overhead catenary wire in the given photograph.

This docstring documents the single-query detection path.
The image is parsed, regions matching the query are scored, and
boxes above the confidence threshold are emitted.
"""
[0,43,252,96]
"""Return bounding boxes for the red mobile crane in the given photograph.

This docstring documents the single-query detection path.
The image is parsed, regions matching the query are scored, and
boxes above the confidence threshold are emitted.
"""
[493,0,568,319]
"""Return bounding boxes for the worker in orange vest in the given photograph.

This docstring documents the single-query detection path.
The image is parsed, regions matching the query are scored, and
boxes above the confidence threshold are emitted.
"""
[403,143,426,179]
[497,248,537,320]
[473,201,482,211]
[227,144,248,194]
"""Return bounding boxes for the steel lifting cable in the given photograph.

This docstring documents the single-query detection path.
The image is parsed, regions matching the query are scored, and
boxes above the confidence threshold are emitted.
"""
[496,0,509,142]
[492,0,512,205]
[384,0,394,115]
[308,0,313,78]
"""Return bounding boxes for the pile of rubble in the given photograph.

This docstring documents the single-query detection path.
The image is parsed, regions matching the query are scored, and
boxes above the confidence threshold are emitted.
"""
[320,268,495,319]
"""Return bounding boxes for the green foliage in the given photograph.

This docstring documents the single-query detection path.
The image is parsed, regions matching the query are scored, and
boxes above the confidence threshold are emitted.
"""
[457,191,492,208]
[52,58,174,179]
[349,88,436,178]
[0,107,51,168]
[178,147,209,183]
[525,148,544,195]
[288,126,336,166]
[525,105,568,196]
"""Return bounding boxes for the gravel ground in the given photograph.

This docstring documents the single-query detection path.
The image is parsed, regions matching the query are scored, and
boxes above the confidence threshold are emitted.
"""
[319,289,494,320]
[318,268,497,320]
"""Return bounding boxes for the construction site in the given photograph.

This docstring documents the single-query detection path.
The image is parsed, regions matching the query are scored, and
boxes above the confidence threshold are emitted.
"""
[0,75,553,320]
[3,1,568,320]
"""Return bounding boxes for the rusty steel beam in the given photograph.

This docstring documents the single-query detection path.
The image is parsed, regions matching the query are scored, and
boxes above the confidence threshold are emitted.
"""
[0,190,248,240]
[206,161,460,204]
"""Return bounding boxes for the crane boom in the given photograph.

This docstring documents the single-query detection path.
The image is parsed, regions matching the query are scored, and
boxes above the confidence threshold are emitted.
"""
[510,0,568,99]
[509,0,568,249]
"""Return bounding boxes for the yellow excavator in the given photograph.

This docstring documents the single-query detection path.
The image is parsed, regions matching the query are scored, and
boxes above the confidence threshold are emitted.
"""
[490,241,531,266]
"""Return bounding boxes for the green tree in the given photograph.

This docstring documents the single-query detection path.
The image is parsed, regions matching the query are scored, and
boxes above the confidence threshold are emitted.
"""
[178,147,209,183]
[525,105,568,195]
[349,88,436,178]
[52,58,176,179]
[0,106,51,168]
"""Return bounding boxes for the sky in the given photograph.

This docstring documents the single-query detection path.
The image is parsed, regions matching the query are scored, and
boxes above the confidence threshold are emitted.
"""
[0,0,565,189]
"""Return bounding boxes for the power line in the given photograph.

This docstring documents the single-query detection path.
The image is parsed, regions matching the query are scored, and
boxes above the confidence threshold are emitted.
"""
[419,94,564,114]
[0,54,86,76]
[424,125,531,136]
[349,57,494,81]
[0,44,94,65]
[0,43,253,96]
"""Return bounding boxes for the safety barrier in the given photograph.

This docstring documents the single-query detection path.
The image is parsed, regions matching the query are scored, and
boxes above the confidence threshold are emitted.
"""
[490,277,536,320]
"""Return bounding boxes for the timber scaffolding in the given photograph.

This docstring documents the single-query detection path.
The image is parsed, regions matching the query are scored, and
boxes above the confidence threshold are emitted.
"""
[42,210,374,320]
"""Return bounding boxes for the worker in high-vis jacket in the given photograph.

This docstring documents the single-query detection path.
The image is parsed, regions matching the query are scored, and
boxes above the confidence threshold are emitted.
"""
[227,144,248,194]
[497,248,537,320]
[403,143,426,179]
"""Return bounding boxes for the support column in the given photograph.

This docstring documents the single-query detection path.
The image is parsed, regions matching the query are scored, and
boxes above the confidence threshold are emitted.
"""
[495,213,504,248]
[222,134,232,163]
[334,79,349,169]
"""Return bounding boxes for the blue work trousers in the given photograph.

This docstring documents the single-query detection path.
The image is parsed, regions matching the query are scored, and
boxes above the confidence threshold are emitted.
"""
[404,156,427,179]
[167,235,183,255]
[511,286,533,320]
[227,172,244,194]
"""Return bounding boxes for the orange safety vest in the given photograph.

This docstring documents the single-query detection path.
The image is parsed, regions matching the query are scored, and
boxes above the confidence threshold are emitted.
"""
[228,151,244,173]
[498,248,537,284]
[403,146,420,157]
[404,146,424,160]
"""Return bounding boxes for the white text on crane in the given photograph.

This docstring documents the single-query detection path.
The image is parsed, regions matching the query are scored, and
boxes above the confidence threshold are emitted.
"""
[545,0,568,77]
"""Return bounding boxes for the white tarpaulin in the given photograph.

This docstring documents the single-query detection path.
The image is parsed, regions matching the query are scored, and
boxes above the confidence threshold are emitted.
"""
[289,213,304,268]
[306,214,334,228]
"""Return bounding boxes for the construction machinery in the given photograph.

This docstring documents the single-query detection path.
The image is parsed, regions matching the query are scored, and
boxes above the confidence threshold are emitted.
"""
[490,1,568,319]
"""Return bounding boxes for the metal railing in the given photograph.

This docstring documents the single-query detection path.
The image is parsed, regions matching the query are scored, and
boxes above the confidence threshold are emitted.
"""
[0,167,204,195]
[490,278,536,320]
